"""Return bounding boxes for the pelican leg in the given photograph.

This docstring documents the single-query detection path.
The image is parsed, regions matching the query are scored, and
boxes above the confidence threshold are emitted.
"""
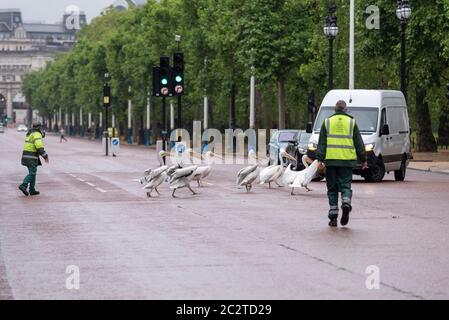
[188,185,197,195]
[245,184,249,192]
[172,189,177,198]
[197,180,201,187]
[275,181,282,187]
[291,188,295,196]
[146,190,152,198]
[268,182,271,189]
[248,184,253,192]
[155,188,161,196]
[305,186,312,192]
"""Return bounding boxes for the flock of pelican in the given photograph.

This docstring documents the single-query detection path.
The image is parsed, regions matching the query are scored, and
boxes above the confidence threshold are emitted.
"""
[138,148,319,198]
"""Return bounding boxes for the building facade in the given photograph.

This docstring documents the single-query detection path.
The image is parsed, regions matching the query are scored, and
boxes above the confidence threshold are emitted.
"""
[0,9,86,125]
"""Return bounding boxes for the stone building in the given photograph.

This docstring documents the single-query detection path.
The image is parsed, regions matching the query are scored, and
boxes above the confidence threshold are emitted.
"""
[0,9,86,125]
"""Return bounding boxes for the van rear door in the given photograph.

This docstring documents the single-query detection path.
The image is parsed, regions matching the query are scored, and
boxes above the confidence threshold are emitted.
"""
[385,106,406,170]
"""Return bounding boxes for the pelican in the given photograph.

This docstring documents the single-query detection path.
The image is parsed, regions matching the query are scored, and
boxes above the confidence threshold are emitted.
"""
[191,151,216,187]
[168,165,198,197]
[141,150,168,179]
[281,154,319,195]
[236,150,260,192]
[259,148,289,188]
[139,151,169,197]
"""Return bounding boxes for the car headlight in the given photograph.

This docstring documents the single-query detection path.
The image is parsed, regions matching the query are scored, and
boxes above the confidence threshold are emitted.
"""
[365,143,375,152]
[308,143,317,151]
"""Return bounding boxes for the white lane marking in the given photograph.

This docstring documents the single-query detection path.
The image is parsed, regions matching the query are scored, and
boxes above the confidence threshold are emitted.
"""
[86,182,95,187]
[77,178,85,182]
[95,187,107,193]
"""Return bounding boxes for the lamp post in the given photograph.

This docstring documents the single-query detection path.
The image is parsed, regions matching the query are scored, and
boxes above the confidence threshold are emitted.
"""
[396,0,412,101]
[103,72,111,156]
[324,3,338,91]
[175,35,182,130]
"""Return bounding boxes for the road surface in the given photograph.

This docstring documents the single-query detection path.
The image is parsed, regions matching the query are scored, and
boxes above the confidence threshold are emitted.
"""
[1,130,448,300]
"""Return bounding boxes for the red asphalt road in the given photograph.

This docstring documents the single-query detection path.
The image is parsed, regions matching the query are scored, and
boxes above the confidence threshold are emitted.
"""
[0,129,449,300]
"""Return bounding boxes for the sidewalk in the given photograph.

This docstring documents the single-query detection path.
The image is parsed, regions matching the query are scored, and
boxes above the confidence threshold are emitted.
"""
[409,149,449,174]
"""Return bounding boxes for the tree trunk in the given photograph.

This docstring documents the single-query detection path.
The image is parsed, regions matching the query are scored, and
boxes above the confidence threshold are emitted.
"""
[415,88,437,152]
[437,101,449,148]
[278,77,286,129]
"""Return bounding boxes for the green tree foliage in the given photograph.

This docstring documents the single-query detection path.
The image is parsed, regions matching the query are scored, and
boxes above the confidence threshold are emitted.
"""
[22,0,449,150]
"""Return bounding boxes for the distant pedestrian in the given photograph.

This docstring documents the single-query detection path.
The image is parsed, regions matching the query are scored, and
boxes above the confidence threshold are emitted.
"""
[316,100,368,227]
[60,128,67,142]
[18,123,49,196]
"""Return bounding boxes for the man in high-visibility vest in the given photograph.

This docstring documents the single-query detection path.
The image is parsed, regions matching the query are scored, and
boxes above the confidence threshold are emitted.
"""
[317,100,368,227]
[18,123,49,196]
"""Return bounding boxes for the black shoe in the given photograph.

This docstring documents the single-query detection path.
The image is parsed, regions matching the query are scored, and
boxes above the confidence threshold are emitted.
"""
[341,205,351,226]
[18,185,29,196]
[29,190,40,196]
[328,218,338,227]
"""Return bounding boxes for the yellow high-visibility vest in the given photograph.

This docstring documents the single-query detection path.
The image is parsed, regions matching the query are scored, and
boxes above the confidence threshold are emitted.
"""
[325,114,357,161]
[23,131,44,157]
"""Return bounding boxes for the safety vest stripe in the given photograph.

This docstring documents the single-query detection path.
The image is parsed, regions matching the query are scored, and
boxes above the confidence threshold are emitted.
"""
[327,134,354,139]
[327,145,356,150]
[22,155,39,160]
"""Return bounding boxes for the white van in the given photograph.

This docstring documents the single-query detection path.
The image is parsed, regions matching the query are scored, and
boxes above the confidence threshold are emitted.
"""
[307,90,412,182]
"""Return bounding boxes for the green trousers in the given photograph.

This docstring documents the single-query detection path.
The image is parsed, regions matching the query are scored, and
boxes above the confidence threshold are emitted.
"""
[21,164,37,192]
[325,166,353,219]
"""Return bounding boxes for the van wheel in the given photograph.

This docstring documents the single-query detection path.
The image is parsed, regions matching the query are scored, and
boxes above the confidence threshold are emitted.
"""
[394,157,407,181]
[363,159,385,182]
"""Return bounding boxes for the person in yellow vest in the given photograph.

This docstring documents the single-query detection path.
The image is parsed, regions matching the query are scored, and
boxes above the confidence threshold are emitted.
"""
[18,123,49,196]
[317,100,368,227]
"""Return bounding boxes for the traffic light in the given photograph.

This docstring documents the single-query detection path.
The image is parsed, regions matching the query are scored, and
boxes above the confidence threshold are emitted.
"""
[4,116,8,125]
[159,56,172,97]
[103,83,111,108]
[152,66,161,97]
[172,52,184,96]
[308,90,315,114]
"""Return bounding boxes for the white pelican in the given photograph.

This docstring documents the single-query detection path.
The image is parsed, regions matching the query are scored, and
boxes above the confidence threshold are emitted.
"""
[168,165,198,197]
[139,151,169,197]
[281,154,319,195]
[142,165,168,197]
[191,151,216,187]
[259,148,289,188]
[142,150,167,179]
[236,150,260,192]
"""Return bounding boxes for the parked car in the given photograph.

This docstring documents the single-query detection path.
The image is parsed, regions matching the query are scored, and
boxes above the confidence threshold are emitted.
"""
[17,124,28,132]
[285,131,312,170]
[306,89,412,182]
[267,130,301,165]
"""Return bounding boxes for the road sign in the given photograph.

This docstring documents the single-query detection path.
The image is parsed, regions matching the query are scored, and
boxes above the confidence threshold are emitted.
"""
[111,137,120,157]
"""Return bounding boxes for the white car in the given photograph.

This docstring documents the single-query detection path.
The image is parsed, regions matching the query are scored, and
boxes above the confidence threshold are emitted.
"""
[17,124,28,132]
[307,89,412,182]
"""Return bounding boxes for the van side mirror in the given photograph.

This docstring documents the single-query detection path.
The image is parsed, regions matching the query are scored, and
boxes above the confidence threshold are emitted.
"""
[381,124,390,136]
[306,122,313,134]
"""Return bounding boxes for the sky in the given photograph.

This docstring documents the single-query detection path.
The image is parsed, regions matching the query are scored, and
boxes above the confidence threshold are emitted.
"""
[1,0,114,23]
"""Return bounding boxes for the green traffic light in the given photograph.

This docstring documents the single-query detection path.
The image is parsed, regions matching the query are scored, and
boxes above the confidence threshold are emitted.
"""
[161,78,168,85]
[175,76,182,83]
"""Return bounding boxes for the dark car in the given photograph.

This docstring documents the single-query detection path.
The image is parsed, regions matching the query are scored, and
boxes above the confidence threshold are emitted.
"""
[267,130,301,165]
[285,131,312,171]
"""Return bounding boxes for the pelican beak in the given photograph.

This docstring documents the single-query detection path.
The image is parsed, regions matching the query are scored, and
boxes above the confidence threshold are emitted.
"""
[281,151,296,162]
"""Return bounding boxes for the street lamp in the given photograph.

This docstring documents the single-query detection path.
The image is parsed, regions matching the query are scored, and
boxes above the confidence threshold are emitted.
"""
[396,0,412,101]
[175,34,182,129]
[103,72,111,156]
[324,3,338,91]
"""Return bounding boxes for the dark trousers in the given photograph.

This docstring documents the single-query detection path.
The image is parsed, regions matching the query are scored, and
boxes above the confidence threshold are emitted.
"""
[21,164,37,192]
[326,166,353,219]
